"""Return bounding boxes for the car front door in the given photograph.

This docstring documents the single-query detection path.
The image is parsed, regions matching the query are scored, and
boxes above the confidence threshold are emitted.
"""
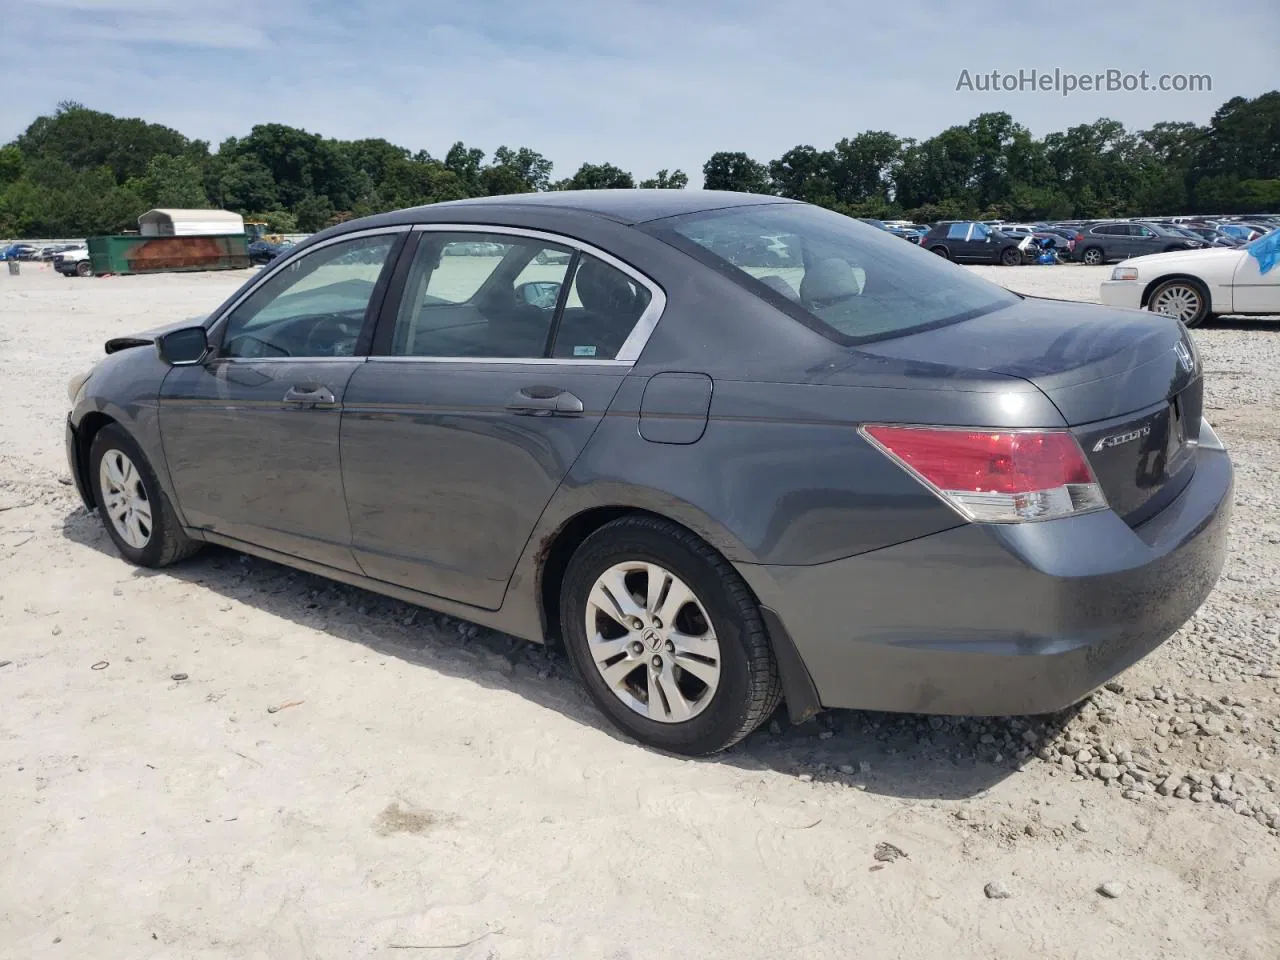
[1231,242,1280,313]
[1129,224,1160,256]
[158,230,406,571]
[340,227,661,610]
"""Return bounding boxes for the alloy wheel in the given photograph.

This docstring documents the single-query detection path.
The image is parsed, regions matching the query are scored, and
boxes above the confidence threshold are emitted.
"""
[1151,284,1202,324]
[583,561,721,723]
[1082,248,1103,265]
[98,449,152,549]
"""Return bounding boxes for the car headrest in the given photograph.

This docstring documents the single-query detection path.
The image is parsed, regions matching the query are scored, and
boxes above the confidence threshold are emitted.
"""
[799,257,860,306]
[577,258,641,318]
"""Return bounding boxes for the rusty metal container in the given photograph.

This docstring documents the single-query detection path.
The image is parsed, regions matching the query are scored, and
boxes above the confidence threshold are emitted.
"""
[87,234,250,275]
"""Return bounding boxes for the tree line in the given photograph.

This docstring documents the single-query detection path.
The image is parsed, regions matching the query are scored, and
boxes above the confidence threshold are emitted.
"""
[0,92,1276,238]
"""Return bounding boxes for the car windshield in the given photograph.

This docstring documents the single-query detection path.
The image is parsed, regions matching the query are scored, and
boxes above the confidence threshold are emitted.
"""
[645,203,1018,344]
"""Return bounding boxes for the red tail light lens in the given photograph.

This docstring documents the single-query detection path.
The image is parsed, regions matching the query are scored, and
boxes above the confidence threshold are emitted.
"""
[860,425,1107,523]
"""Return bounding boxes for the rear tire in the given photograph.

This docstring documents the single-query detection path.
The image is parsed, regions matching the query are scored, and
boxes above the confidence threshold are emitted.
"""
[560,516,782,756]
[930,245,950,259]
[1147,278,1211,328]
[1080,246,1104,266]
[88,423,201,568]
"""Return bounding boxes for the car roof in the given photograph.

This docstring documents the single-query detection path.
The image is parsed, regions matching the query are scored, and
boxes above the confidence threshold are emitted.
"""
[354,190,797,228]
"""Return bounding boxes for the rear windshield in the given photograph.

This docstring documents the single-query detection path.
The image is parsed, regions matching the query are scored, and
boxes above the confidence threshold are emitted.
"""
[645,203,1018,344]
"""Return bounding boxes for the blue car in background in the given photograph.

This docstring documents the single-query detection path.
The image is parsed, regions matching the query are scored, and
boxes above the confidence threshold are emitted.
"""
[2,242,37,260]
[248,239,295,265]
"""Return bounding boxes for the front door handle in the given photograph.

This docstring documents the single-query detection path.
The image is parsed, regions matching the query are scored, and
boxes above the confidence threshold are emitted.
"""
[505,386,584,417]
[283,384,337,408]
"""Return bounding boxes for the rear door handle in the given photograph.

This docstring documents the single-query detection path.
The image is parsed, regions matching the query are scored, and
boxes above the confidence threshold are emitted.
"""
[505,386,583,417]
[283,384,337,408]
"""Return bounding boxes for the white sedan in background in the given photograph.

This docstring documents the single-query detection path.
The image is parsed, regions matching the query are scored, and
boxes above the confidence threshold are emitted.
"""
[1099,233,1280,326]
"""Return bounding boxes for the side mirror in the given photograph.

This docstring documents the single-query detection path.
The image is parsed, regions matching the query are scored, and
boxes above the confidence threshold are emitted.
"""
[516,280,562,310]
[156,326,209,365]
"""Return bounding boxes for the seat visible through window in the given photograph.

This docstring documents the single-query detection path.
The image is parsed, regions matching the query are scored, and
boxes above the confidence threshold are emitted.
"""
[551,255,651,359]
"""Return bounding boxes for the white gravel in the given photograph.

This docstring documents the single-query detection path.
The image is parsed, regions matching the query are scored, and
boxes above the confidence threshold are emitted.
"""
[1,261,1278,959]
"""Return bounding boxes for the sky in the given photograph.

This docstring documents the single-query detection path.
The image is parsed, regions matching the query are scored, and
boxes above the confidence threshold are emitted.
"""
[2,0,1278,184]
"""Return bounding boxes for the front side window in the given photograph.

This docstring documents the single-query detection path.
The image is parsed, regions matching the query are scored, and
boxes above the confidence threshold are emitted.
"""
[970,223,991,241]
[218,234,396,358]
[645,203,1018,345]
[389,233,574,358]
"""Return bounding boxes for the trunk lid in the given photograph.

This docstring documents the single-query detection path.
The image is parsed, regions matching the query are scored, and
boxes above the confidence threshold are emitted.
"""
[857,296,1201,525]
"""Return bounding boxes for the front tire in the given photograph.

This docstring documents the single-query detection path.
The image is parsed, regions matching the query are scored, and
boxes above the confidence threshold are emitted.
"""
[560,516,782,756]
[999,246,1022,266]
[88,423,200,567]
[75,260,92,277]
[1147,278,1211,327]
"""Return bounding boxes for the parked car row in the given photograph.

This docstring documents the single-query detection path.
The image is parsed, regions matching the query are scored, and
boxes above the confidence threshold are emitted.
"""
[2,241,86,261]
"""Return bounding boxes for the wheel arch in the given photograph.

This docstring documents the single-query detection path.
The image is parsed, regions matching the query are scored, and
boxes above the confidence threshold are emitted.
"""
[532,503,822,724]
[1140,273,1215,311]
[71,410,118,510]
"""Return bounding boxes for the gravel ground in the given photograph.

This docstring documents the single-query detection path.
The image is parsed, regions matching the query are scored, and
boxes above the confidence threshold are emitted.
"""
[1,261,1278,959]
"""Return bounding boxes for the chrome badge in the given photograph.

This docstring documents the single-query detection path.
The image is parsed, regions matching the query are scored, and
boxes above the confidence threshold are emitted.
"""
[1093,424,1151,452]
[1174,338,1194,373]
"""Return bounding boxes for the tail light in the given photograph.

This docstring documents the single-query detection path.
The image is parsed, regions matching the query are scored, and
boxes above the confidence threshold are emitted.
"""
[1074,232,1085,244]
[860,425,1107,523]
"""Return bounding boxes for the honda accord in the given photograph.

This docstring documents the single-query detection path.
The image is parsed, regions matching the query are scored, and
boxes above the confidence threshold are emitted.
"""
[65,190,1233,755]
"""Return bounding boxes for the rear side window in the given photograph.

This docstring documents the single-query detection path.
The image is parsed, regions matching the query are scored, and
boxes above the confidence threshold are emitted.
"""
[551,254,653,360]
[946,223,968,240]
[645,204,1018,345]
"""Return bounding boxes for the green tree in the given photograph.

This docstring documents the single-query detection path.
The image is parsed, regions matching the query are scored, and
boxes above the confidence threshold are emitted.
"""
[208,152,279,212]
[701,152,771,193]
[294,194,336,232]
[639,169,689,189]
[0,145,23,187]
[554,162,635,190]
[829,132,902,206]
[14,101,192,182]
[132,154,209,208]
[769,145,835,204]
[444,142,486,194]
[490,146,553,192]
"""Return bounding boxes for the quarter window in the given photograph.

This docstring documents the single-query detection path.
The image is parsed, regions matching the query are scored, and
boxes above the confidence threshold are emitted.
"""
[218,234,396,359]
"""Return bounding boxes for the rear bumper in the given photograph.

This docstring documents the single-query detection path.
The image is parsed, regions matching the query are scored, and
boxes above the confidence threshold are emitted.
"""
[1099,279,1144,309]
[736,444,1232,716]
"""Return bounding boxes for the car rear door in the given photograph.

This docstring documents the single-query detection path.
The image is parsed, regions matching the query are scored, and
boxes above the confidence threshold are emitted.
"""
[339,226,663,610]
[159,229,407,571]
[944,222,974,259]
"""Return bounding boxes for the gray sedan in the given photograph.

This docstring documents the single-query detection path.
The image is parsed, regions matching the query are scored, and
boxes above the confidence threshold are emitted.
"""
[65,190,1232,756]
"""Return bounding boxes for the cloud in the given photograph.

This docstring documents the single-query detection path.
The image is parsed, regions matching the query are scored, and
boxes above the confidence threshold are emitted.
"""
[4,0,1277,184]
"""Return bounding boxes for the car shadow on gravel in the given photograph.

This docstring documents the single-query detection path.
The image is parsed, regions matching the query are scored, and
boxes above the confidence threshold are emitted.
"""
[1201,316,1280,331]
[62,507,1081,800]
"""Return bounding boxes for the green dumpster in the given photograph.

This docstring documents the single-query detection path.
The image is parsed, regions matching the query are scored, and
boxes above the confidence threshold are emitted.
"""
[87,233,250,275]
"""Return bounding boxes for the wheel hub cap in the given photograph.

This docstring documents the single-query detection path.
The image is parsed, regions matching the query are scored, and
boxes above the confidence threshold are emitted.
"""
[98,449,152,549]
[584,561,721,724]
[1153,286,1199,322]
